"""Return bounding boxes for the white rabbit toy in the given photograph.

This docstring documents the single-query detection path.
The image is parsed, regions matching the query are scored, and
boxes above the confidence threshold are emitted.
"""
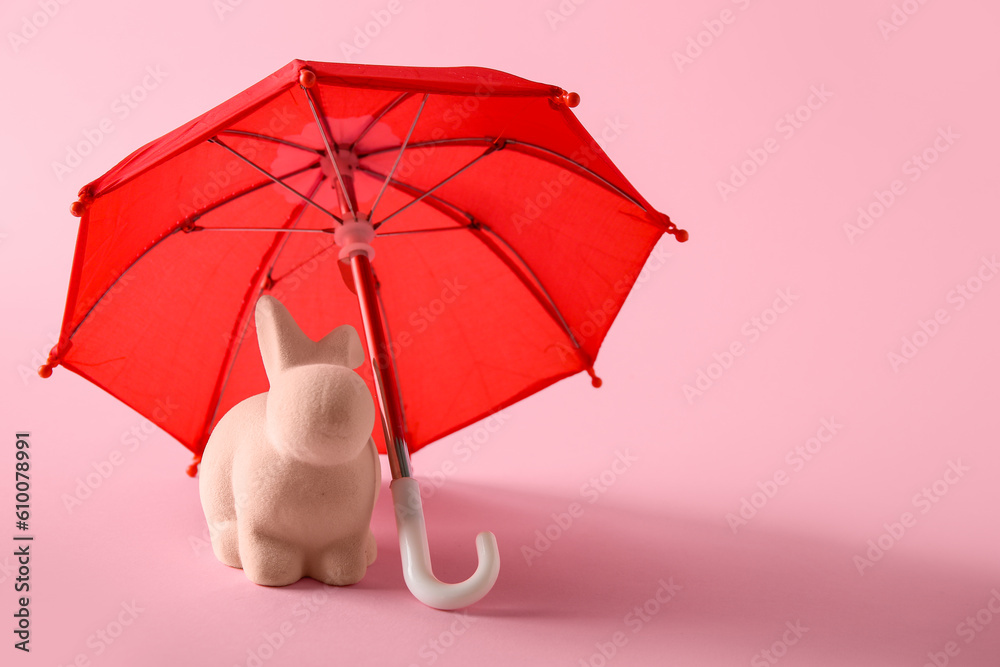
[199,295,380,586]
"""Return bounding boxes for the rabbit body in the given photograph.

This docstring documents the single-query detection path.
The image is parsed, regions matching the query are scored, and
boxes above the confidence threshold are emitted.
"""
[199,296,380,586]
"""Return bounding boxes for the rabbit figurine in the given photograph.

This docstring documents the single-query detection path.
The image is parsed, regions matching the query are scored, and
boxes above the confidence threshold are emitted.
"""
[198,295,380,586]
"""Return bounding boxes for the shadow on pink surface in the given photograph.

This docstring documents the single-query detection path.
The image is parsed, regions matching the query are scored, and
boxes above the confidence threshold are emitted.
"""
[152,469,998,665]
[348,478,1000,663]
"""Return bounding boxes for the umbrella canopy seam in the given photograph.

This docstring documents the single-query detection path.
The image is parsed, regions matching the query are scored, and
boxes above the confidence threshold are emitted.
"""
[374,142,503,230]
[360,137,653,219]
[216,130,324,154]
[349,92,414,151]
[209,137,344,223]
[197,174,327,450]
[64,162,327,345]
[369,93,429,220]
[301,83,357,218]
[180,161,322,227]
[355,166,474,228]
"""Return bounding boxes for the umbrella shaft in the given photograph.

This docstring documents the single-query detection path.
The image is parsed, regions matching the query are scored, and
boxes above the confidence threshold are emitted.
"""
[350,253,412,479]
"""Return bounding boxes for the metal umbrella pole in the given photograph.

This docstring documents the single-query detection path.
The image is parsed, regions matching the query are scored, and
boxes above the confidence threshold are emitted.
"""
[349,250,501,610]
[301,75,499,607]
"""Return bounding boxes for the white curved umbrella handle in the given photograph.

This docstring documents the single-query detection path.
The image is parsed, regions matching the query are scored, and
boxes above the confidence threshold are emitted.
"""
[390,478,500,610]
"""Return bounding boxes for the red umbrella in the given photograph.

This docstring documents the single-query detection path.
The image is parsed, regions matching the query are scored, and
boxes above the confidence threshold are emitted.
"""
[43,60,687,608]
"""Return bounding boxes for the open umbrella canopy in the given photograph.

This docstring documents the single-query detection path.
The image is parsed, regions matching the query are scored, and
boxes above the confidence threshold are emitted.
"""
[45,59,686,469]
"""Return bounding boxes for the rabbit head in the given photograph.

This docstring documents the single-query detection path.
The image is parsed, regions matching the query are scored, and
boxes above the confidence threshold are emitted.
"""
[255,295,375,466]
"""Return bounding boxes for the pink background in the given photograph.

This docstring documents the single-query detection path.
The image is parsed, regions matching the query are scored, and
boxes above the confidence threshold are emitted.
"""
[2,1,999,665]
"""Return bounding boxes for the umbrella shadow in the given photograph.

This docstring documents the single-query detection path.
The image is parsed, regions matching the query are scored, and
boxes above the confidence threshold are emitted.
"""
[367,479,1000,662]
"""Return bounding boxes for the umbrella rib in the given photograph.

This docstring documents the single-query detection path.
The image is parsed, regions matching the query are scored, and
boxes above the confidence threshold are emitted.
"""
[474,223,582,350]
[199,174,327,448]
[505,139,645,211]
[217,130,323,155]
[349,92,414,151]
[208,138,343,223]
[358,137,494,159]
[300,83,357,218]
[67,228,185,341]
[356,166,472,227]
[373,143,501,230]
[259,174,331,289]
[393,217,585,354]
[377,227,466,237]
[67,164,328,352]
[267,237,337,285]
[363,137,648,213]
[355,164,583,352]
[181,162,321,225]
[188,227,335,233]
[371,269,411,435]
[369,93,428,220]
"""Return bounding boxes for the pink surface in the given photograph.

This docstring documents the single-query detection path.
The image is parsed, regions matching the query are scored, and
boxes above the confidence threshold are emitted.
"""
[1,1,998,665]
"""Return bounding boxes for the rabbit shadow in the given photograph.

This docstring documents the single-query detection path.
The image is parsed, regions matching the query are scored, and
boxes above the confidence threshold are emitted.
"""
[357,477,1000,662]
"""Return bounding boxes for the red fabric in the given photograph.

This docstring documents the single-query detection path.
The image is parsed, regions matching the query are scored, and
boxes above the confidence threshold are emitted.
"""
[53,60,679,459]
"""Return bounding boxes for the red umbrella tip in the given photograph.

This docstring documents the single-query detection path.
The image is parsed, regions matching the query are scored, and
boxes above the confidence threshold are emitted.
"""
[661,214,689,243]
[70,200,87,217]
[298,68,317,88]
[586,366,603,388]
[186,454,202,477]
[562,91,581,108]
[37,351,60,378]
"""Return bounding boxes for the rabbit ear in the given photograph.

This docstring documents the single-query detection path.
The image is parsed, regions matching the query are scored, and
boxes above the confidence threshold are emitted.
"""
[316,325,365,369]
[254,295,312,380]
